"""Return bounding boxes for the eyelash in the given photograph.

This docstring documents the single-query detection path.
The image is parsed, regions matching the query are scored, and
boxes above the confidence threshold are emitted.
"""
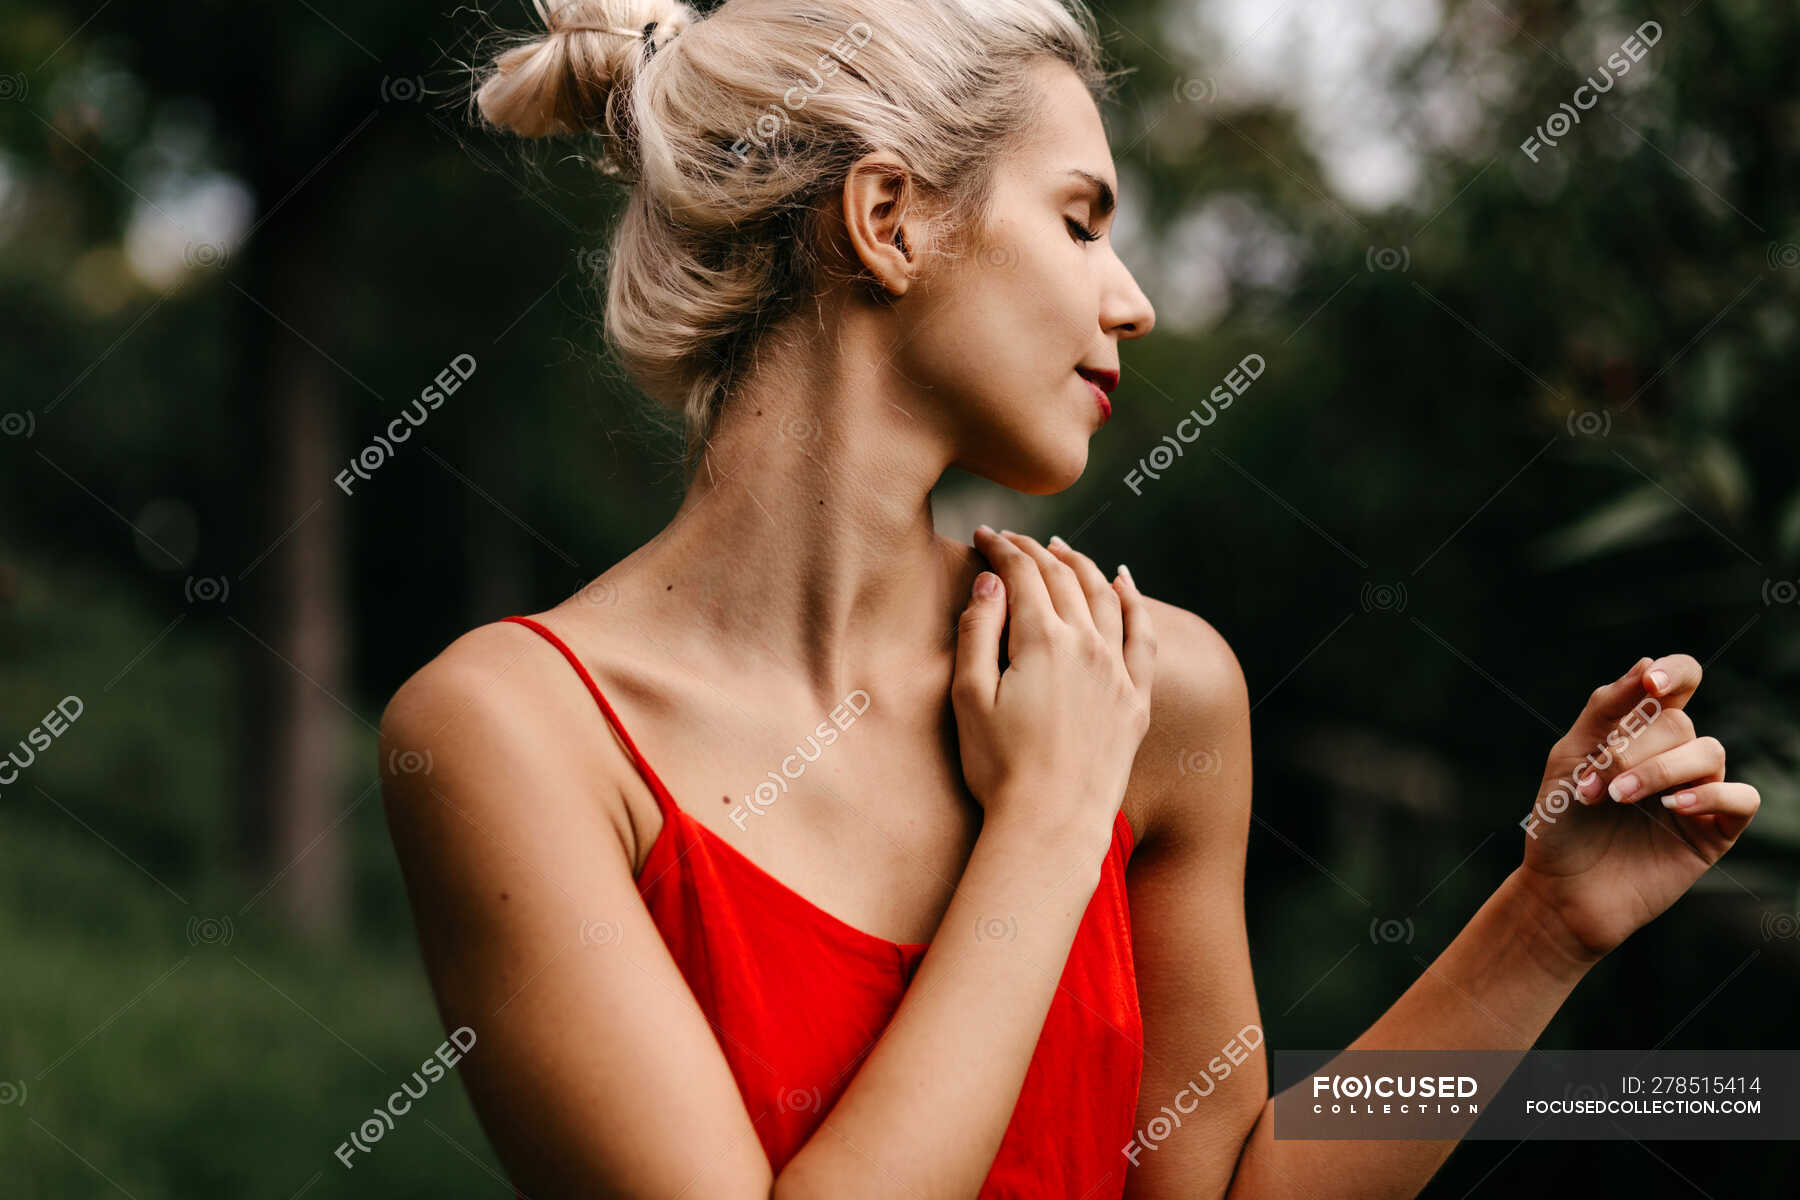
[1065,216,1102,244]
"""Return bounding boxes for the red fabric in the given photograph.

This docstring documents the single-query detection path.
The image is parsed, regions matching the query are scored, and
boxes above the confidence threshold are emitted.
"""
[503,614,1144,1197]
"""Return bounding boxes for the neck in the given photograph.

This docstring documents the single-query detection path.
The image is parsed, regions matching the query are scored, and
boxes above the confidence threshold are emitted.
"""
[622,333,977,708]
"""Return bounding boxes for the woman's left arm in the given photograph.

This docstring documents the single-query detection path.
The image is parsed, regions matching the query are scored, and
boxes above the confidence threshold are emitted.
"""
[1119,601,1266,1199]
[1124,641,1760,1200]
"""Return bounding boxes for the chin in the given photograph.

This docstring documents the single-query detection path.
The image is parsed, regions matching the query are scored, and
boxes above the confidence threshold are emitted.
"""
[987,438,1090,495]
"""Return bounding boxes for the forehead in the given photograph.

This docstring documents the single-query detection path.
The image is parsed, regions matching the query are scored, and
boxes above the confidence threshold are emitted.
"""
[1002,60,1116,192]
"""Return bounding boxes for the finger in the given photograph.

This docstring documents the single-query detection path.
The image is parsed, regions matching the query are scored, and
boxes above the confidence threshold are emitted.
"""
[1569,656,1657,734]
[972,525,1056,638]
[1569,707,1696,802]
[953,569,1006,708]
[1576,662,1656,726]
[1115,564,1156,695]
[1662,781,1760,838]
[999,530,1093,630]
[1605,736,1726,804]
[1046,535,1123,648]
[1641,653,1703,712]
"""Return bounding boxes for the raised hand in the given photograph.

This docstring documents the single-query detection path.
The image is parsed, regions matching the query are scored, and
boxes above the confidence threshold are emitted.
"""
[1517,654,1760,961]
[952,527,1155,844]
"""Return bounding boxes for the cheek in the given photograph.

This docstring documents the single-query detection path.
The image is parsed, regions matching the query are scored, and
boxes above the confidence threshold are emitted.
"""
[958,244,1088,375]
[897,233,1094,425]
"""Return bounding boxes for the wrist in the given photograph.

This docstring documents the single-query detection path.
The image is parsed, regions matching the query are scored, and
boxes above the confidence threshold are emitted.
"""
[1502,867,1609,980]
[978,789,1117,861]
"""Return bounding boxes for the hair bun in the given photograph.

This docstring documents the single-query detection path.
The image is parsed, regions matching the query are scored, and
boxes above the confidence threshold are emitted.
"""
[475,0,695,165]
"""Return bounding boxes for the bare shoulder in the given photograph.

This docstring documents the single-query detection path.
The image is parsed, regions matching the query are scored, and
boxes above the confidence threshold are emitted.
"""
[376,615,637,856]
[1130,594,1253,856]
[379,617,568,781]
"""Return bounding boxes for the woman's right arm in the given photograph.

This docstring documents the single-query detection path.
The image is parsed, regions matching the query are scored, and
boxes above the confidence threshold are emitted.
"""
[775,529,1156,1199]
[379,532,1153,1199]
[380,648,783,1198]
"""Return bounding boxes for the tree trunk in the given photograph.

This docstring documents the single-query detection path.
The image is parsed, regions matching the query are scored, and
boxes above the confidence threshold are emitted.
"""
[250,221,349,938]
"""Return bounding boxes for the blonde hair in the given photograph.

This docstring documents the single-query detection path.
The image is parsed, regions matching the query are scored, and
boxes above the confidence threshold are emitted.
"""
[472,0,1118,471]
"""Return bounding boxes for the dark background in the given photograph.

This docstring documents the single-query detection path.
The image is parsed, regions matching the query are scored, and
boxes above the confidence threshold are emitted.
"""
[2,0,1795,1194]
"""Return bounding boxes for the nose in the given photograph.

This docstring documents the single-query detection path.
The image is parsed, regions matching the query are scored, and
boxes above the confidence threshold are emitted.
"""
[1103,254,1156,342]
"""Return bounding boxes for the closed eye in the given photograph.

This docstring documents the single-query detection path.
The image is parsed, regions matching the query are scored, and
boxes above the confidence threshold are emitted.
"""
[1065,216,1102,244]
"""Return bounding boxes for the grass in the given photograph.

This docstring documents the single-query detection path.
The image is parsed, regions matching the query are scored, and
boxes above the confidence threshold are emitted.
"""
[1,817,511,1198]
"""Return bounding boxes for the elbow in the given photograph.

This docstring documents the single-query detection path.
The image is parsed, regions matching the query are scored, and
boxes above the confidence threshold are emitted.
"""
[769,1154,844,1200]
[769,1168,819,1200]
[1217,1102,1272,1200]
[769,1177,808,1200]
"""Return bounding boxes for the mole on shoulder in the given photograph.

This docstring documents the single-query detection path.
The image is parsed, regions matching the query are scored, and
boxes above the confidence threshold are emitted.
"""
[499,891,510,901]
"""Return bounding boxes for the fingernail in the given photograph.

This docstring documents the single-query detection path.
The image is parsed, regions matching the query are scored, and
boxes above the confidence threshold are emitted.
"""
[1048,534,1068,548]
[975,523,992,535]
[1664,791,1696,810]
[973,572,998,598]
[999,528,1015,536]
[1648,669,1669,693]
[1609,773,1639,802]
[1578,772,1604,800]
[1117,563,1133,583]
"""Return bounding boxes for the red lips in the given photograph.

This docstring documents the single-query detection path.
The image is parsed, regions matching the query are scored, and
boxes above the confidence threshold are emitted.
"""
[1077,367,1117,423]
[1076,366,1119,395]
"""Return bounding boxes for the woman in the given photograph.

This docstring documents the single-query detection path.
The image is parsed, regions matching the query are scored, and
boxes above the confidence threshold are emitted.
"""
[378,1,1762,1196]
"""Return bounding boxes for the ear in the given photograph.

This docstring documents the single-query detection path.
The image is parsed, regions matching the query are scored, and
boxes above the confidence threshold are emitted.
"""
[841,151,921,296]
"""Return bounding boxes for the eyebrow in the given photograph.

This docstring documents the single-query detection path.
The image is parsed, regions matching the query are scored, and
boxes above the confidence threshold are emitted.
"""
[1064,169,1116,219]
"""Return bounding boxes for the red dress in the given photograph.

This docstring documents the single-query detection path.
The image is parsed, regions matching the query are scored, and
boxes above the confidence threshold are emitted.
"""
[503,614,1145,1197]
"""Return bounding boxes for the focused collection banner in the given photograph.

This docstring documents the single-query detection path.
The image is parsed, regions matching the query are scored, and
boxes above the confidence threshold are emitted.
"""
[1273,1050,1797,1140]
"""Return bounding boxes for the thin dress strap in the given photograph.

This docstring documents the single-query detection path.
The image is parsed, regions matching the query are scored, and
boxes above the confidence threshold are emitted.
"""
[501,614,678,819]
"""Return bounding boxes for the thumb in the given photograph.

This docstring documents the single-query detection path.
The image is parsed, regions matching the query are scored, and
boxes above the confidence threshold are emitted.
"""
[954,571,1005,707]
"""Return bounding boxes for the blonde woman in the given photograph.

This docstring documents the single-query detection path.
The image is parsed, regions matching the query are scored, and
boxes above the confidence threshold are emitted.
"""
[377,1,1761,1196]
